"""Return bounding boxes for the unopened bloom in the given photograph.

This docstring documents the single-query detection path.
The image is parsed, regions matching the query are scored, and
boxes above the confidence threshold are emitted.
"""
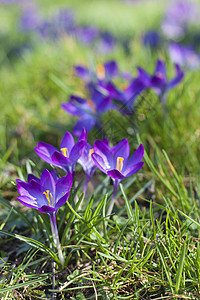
[35,129,87,174]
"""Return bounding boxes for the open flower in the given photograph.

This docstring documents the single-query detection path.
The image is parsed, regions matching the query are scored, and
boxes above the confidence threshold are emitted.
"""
[35,129,87,174]
[137,59,184,102]
[16,169,73,214]
[92,138,144,183]
[62,90,116,136]
[16,169,73,267]
[74,60,119,83]
[92,138,144,215]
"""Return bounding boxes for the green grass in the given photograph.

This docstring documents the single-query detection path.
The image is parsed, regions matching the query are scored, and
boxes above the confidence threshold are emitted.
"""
[1,0,200,299]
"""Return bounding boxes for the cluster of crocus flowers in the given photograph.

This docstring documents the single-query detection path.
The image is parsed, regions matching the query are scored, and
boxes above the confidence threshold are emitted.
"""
[16,126,145,266]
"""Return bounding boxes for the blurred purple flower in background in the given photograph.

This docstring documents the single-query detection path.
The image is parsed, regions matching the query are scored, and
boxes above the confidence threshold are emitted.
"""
[62,89,117,136]
[162,0,199,39]
[137,59,184,102]
[168,42,200,70]
[142,30,161,49]
[35,129,87,174]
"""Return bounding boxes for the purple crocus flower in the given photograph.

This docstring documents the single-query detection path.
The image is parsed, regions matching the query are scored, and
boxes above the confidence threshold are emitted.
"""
[101,77,145,113]
[74,60,119,83]
[16,169,72,214]
[75,26,99,45]
[96,32,116,54]
[162,0,199,39]
[142,30,161,49]
[137,59,184,102]
[35,129,87,174]
[92,138,144,215]
[168,42,200,70]
[16,169,73,267]
[62,90,117,136]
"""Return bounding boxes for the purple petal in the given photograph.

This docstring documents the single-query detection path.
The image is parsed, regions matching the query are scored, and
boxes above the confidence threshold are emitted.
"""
[126,144,144,169]
[73,117,96,136]
[17,196,39,209]
[154,60,166,78]
[55,173,73,201]
[93,140,114,169]
[113,139,130,161]
[96,96,113,113]
[40,169,55,199]
[55,193,69,210]
[61,101,86,117]
[35,142,57,165]
[27,174,40,184]
[168,64,184,89]
[17,180,41,200]
[51,151,70,167]
[78,128,87,142]
[74,65,90,81]
[60,132,74,153]
[107,169,125,180]
[104,60,119,79]
[137,67,151,87]
[50,169,59,182]
[38,205,56,214]
[91,153,108,174]
[123,161,144,177]
[70,140,86,163]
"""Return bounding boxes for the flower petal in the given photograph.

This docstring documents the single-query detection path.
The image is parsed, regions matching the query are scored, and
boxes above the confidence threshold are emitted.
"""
[125,144,144,169]
[17,196,38,209]
[55,193,69,210]
[113,139,130,161]
[51,151,70,168]
[70,140,86,163]
[107,169,125,180]
[60,131,74,153]
[91,153,108,174]
[73,117,96,136]
[38,205,56,214]
[55,173,73,201]
[35,142,57,165]
[40,169,55,199]
[123,161,144,177]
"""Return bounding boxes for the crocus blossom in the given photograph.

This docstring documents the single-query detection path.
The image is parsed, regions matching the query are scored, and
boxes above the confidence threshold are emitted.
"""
[16,169,73,214]
[92,138,144,215]
[35,129,87,174]
[62,90,117,136]
[74,60,119,83]
[137,59,184,102]
[16,169,73,267]
[168,42,200,70]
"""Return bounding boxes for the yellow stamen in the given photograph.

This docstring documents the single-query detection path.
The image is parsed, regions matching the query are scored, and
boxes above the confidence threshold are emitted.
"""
[116,157,124,172]
[43,190,54,206]
[89,149,94,161]
[60,147,69,158]
[97,63,105,80]
[87,99,96,113]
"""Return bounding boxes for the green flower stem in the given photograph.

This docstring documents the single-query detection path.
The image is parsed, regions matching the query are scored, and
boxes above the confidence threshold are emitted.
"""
[49,212,64,268]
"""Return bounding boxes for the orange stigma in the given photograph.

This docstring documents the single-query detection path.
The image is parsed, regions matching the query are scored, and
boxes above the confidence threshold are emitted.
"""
[97,64,105,80]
